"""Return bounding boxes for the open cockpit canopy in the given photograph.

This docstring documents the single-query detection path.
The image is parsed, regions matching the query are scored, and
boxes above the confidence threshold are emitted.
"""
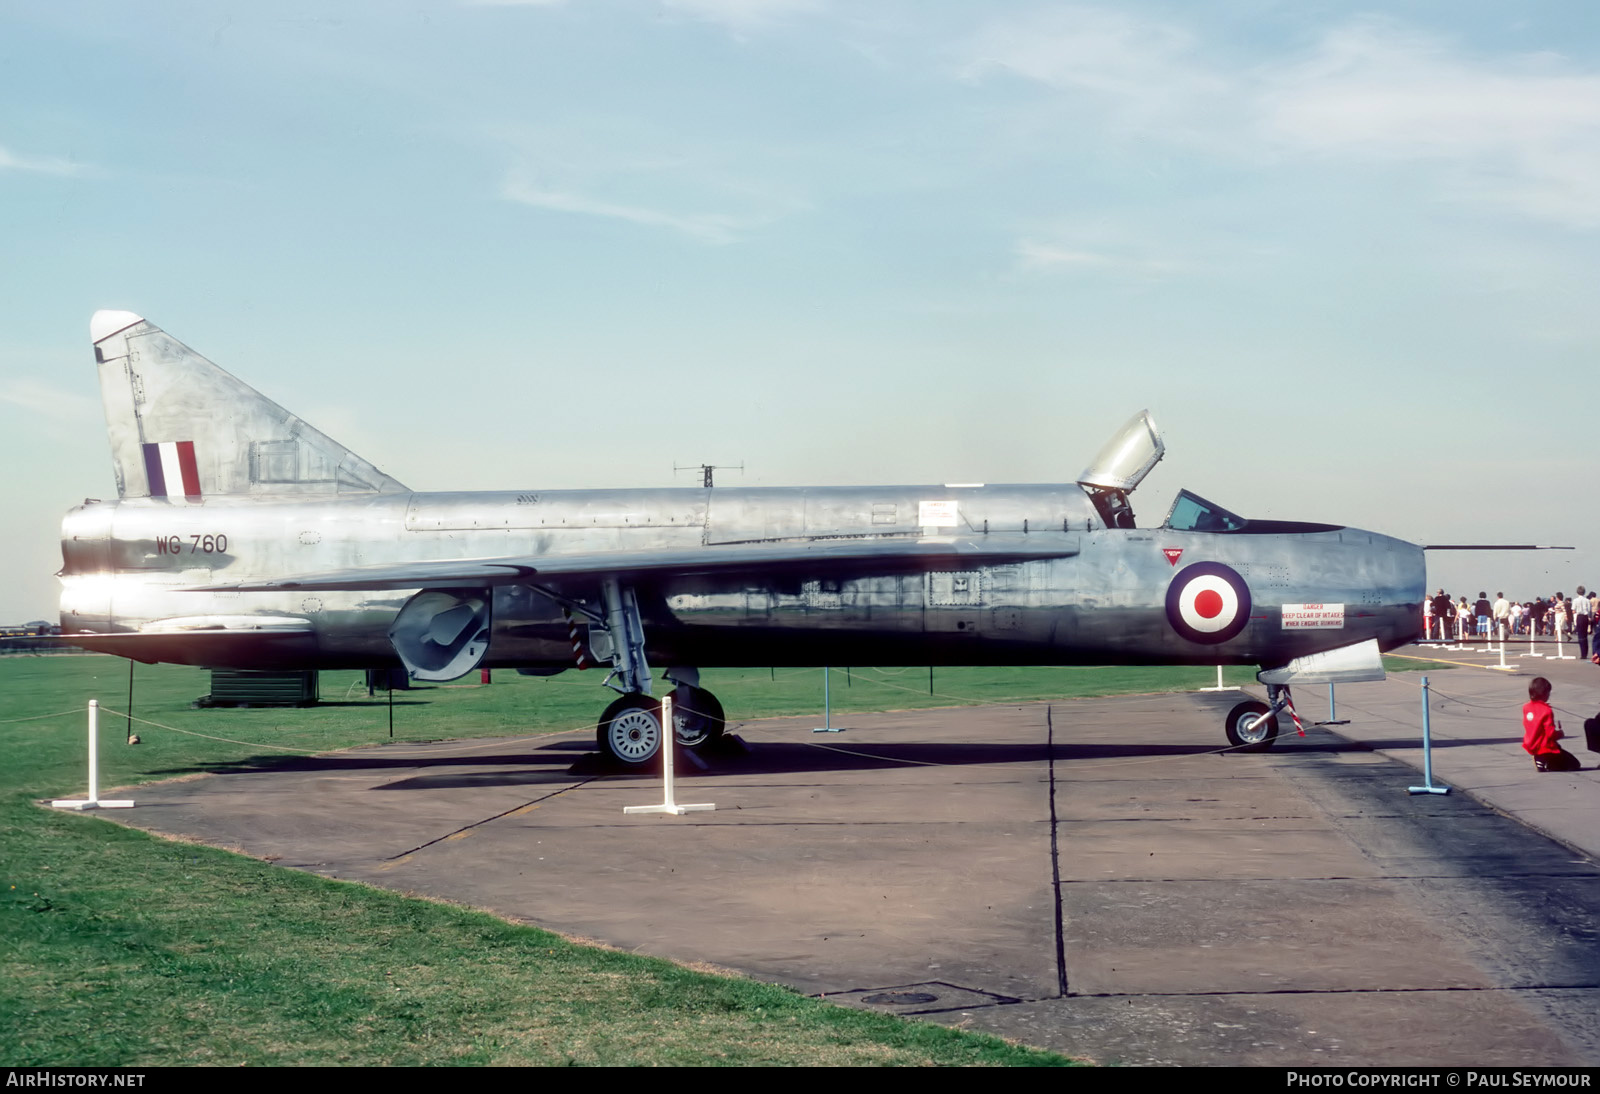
[1076,410,1164,493]
[1076,410,1164,529]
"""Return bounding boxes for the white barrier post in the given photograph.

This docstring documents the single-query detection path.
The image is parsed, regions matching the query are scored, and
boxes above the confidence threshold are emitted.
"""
[52,700,134,811]
[1200,665,1233,692]
[623,695,714,816]
[1491,623,1516,672]
[1553,625,1575,660]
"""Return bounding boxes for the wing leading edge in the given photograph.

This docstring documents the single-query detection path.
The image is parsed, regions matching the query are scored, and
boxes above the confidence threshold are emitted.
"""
[189,535,1080,593]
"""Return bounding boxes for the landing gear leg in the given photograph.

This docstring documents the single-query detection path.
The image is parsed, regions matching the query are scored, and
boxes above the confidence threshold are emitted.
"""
[593,579,660,766]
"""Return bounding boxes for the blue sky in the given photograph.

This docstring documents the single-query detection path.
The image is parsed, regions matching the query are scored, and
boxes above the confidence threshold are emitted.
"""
[2,1,1596,621]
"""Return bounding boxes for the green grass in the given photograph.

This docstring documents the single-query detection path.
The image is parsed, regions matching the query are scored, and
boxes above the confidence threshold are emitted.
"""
[1,654,1441,1066]
[1,657,1088,1067]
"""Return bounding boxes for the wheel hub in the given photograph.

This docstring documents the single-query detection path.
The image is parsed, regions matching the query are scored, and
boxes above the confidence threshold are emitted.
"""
[1236,715,1270,744]
[607,709,660,761]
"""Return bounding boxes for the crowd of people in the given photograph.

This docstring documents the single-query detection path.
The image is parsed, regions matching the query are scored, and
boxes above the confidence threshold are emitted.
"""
[1424,587,1598,662]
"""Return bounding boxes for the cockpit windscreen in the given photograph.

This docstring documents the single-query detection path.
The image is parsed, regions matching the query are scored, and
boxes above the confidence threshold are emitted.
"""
[1163,489,1247,532]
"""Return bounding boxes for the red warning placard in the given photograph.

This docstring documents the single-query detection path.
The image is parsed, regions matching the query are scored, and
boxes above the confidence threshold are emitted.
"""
[1281,603,1345,629]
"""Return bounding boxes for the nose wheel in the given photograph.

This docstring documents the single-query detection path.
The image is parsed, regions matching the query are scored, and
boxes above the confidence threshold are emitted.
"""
[1224,700,1279,751]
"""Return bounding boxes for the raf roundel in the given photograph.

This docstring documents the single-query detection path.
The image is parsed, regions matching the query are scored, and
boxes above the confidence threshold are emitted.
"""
[1165,562,1252,645]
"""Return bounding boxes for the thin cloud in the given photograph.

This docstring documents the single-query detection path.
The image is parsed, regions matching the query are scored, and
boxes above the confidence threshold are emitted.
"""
[959,6,1228,134]
[0,143,82,176]
[959,9,1600,228]
[1259,19,1600,227]
[1015,239,1184,277]
[501,176,749,243]
[0,380,101,439]
[661,0,825,34]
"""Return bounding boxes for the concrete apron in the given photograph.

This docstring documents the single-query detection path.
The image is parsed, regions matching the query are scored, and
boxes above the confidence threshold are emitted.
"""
[99,672,1600,1067]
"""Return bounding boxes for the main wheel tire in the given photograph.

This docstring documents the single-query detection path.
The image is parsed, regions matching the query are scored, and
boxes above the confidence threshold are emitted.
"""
[1224,700,1279,752]
[597,694,663,765]
[672,686,725,748]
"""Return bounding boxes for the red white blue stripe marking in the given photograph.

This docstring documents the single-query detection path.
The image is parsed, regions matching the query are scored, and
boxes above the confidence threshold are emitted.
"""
[142,441,201,500]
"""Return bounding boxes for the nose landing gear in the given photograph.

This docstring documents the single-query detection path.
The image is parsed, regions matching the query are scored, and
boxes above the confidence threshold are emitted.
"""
[1224,700,1279,751]
[1223,683,1294,752]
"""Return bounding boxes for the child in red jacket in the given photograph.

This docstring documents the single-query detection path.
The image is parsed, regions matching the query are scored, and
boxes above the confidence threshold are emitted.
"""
[1524,677,1582,772]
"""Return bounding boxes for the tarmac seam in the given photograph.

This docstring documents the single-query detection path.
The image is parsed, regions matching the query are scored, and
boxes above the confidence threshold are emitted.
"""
[824,982,1600,1017]
[385,777,598,860]
[538,819,1052,829]
[1047,703,1069,999]
[1063,984,1600,998]
[1058,873,1600,883]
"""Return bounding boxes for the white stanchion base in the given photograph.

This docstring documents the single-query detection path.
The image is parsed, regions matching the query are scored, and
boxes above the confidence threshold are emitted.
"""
[622,695,714,816]
[1407,785,1451,795]
[811,727,847,733]
[51,800,134,810]
[623,802,715,815]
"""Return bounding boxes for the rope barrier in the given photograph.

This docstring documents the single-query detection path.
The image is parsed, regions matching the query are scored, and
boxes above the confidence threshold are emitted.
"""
[22,661,1587,774]
[69,704,603,758]
[729,687,1304,773]
[0,707,92,725]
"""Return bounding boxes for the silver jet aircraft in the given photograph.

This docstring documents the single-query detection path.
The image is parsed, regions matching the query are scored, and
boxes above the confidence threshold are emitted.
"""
[60,311,1425,763]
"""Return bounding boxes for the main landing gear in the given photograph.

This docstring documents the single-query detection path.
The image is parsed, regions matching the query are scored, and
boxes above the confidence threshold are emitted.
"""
[594,683,726,765]
[584,578,726,767]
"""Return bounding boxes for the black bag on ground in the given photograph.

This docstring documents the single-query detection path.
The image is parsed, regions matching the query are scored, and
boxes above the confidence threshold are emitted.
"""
[1585,713,1600,754]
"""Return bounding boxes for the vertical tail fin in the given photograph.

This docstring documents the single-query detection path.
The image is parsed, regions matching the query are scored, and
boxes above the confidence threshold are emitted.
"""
[90,311,408,500]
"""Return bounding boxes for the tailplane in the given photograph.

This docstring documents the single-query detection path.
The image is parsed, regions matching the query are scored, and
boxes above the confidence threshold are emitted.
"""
[90,311,407,500]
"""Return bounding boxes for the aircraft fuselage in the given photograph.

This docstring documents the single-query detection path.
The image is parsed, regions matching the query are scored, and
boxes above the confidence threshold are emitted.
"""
[61,483,1424,671]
